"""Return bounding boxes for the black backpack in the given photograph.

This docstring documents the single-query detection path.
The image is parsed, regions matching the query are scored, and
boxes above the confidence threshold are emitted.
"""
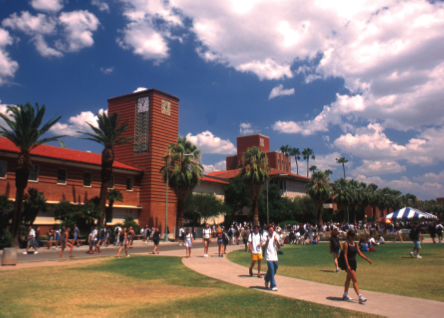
[331,237,340,251]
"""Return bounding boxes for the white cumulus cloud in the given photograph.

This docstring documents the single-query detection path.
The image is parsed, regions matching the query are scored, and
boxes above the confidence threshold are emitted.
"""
[351,160,406,177]
[239,123,256,135]
[186,131,236,155]
[50,109,106,136]
[268,84,295,100]
[0,29,18,85]
[30,0,64,12]
[203,160,226,174]
[91,0,110,12]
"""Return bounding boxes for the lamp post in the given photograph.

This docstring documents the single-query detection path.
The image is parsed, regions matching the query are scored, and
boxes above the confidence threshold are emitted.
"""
[267,174,287,225]
[164,153,193,242]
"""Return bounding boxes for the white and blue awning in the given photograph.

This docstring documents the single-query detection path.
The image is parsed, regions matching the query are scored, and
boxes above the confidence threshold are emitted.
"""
[384,207,437,220]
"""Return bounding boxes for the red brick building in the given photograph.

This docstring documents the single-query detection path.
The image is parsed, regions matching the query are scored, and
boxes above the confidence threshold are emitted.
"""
[0,88,223,236]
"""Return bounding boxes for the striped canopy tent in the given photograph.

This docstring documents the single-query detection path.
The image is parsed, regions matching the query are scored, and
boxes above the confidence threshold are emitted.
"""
[384,207,438,220]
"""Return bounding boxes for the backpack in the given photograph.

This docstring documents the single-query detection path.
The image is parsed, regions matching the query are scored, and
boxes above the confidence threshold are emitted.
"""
[331,237,340,251]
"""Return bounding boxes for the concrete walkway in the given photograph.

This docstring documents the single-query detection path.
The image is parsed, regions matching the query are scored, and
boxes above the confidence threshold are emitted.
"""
[181,245,444,318]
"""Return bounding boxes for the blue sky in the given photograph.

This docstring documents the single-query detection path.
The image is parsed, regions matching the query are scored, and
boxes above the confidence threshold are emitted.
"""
[1,0,444,200]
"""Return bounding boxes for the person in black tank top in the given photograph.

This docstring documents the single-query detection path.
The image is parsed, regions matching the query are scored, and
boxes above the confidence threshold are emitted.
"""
[342,230,372,304]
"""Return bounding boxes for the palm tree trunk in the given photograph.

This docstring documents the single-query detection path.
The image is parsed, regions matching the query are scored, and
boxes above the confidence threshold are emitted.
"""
[352,206,356,224]
[317,204,323,227]
[176,197,185,239]
[100,147,113,227]
[343,163,345,179]
[306,159,309,178]
[295,157,298,175]
[252,199,259,227]
[12,152,31,247]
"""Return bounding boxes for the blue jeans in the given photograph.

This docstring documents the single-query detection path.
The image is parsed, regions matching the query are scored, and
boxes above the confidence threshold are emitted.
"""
[265,261,279,288]
[36,238,39,248]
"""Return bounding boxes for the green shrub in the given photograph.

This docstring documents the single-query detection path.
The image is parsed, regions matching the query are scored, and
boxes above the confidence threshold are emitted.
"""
[0,229,14,248]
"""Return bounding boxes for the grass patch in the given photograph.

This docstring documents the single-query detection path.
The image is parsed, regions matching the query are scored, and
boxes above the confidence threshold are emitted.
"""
[228,243,444,302]
[0,256,377,317]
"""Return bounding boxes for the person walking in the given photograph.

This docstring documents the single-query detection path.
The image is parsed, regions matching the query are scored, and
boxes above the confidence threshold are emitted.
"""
[128,226,135,248]
[184,228,194,258]
[105,226,111,247]
[264,225,280,291]
[59,228,74,259]
[248,225,264,278]
[429,222,437,244]
[24,226,38,254]
[202,223,211,257]
[192,227,196,240]
[409,223,423,258]
[342,230,372,303]
[216,227,225,257]
[437,222,443,243]
[329,230,342,273]
[54,226,61,249]
[242,226,250,251]
[46,228,54,249]
[117,228,129,258]
[179,226,185,246]
[152,228,160,254]
[72,224,80,247]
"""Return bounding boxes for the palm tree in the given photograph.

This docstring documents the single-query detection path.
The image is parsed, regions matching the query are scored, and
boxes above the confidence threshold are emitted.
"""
[289,147,301,175]
[305,170,331,226]
[367,183,379,219]
[279,144,291,171]
[239,146,270,227]
[77,112,133,226]
[106,189,123,223]
[324,169,333,178]
[302,148,315,178]
[23,188,48,225]
[0,194,12,237]
[336,157,349,179]
[333,178,354,223]
[355,182,370,223]
[0,103,66,246]
[348,179,366,224]
[160,137,204,237]
[309,165,317,175]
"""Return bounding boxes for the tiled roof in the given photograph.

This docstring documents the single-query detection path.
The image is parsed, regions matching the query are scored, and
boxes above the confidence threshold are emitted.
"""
[200,176,229,185]
[0,137,142,172]
[207,168,310,182]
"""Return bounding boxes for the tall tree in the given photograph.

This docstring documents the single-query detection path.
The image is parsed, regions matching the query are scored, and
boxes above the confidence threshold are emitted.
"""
[160,137,204,237]
[324,169,333,178]
[0,103,66,246]
[305,170,331,226]
[279,144,291,171]
[309,165,317,175]
[348,179,364,224]
[23,188,48,225]
[302,148,315,178]
[333,178,354,223]
[336,157,349,179]
[355,182,370,223]
[224,175,251,222]
[77,112,133,226]
[106,189,123,223]
[239,146,270,227]
[184,193,230,224]
[289,147,301,175]
[367,183,380,219]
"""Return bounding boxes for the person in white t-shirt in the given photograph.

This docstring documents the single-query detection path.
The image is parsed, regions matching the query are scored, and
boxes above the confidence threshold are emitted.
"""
[202,224,212,257]
[248,225,265,278]
[24,226,38,254]
[179,227,185,246]
[264,225,280,291]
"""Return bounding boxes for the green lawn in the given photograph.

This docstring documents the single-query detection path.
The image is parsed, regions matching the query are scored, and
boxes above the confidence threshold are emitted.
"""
[228,243,444,302]
[0,256,376,317]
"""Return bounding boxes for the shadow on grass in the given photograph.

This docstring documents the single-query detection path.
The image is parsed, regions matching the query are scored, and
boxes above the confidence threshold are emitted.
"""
[249,286,269,290]
[319,270,336,273]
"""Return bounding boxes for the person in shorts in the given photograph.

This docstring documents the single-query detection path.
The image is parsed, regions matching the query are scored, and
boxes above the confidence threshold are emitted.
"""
[72,224,80,247]
[152,228,160,254]
[248,225,265,278]
[47,228,54,249]
[202,224,212,257]
[59,228,74,259]
[410,223,423,258]
[216,227,225,257]
[179,227,185,246]
[117,228,129,258]
[429,222,437,244]
[329,230,342,273]
[184,228,194,258]
[24,226,38,254]
[437,223,443,243]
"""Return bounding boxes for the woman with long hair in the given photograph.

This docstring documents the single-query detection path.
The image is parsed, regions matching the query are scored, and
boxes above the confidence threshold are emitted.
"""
[202,223,211,257]
[59,228,74,259]
[342,230,372,303]
[184,228,194,258]
[216,227,225,257]
[152,228,160,254]
[117,228,129,258]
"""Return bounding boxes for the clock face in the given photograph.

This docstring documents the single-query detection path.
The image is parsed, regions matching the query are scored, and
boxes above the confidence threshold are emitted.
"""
[161,99,171,115]
[137,97,149,113]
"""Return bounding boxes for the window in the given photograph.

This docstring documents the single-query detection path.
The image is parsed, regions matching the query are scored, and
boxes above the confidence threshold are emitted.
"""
[134,96,150,154]
[28,165,39,182]
[84,172,92,187]
[57,169,67,184]
[0,161,7,178]
[126,178,133,191]
[108,175,114,189]
[260,138,264,147]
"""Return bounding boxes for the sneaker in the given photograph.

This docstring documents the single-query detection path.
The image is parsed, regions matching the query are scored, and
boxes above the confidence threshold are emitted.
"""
[410,251,414,258]
[23,252,27,254]
[416,255,422,259]
[343,295,353,302]
[336,269,339,273]
[359,296,367,304]
[271,287,278,291]
[265,281,269,289]
[35,251,38,254]
[127,255,130,257]
[204,254,208,258]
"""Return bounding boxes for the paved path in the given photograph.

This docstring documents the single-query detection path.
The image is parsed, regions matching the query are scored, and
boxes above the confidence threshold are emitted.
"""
[181,246,444,318]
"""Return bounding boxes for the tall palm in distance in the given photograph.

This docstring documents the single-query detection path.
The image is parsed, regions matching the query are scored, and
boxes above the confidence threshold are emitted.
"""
[333,178,354,223]
[367,183,380,219]
[356,182,370,223]
[302,148,315,178]
[309,165,317,175]
[324,169,333,178]
[78,112,133,226]
[279,144,291,171]
[0,103,66,246]
[336,157,349,179]
[289,147,301,175]
[160,137,204,237]
[306,170,331,226]
[239,146,270,227]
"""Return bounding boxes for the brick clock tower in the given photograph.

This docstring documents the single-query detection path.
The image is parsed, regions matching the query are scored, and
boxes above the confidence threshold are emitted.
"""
[108,88,179,234]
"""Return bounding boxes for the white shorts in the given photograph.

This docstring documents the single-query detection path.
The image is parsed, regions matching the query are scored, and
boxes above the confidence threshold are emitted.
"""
[185,240,192,247]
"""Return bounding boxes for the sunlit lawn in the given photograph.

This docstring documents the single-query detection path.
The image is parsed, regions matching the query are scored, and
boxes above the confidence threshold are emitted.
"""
[228,243,444,302]
[0,256,376,317]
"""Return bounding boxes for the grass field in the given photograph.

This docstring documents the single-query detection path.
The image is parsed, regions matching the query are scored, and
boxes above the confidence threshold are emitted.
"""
[0,256,376,317]
[228,243,444,302]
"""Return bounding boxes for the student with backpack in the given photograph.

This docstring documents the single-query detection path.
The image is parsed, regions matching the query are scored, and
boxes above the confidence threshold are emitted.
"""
[329,230,342,273]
